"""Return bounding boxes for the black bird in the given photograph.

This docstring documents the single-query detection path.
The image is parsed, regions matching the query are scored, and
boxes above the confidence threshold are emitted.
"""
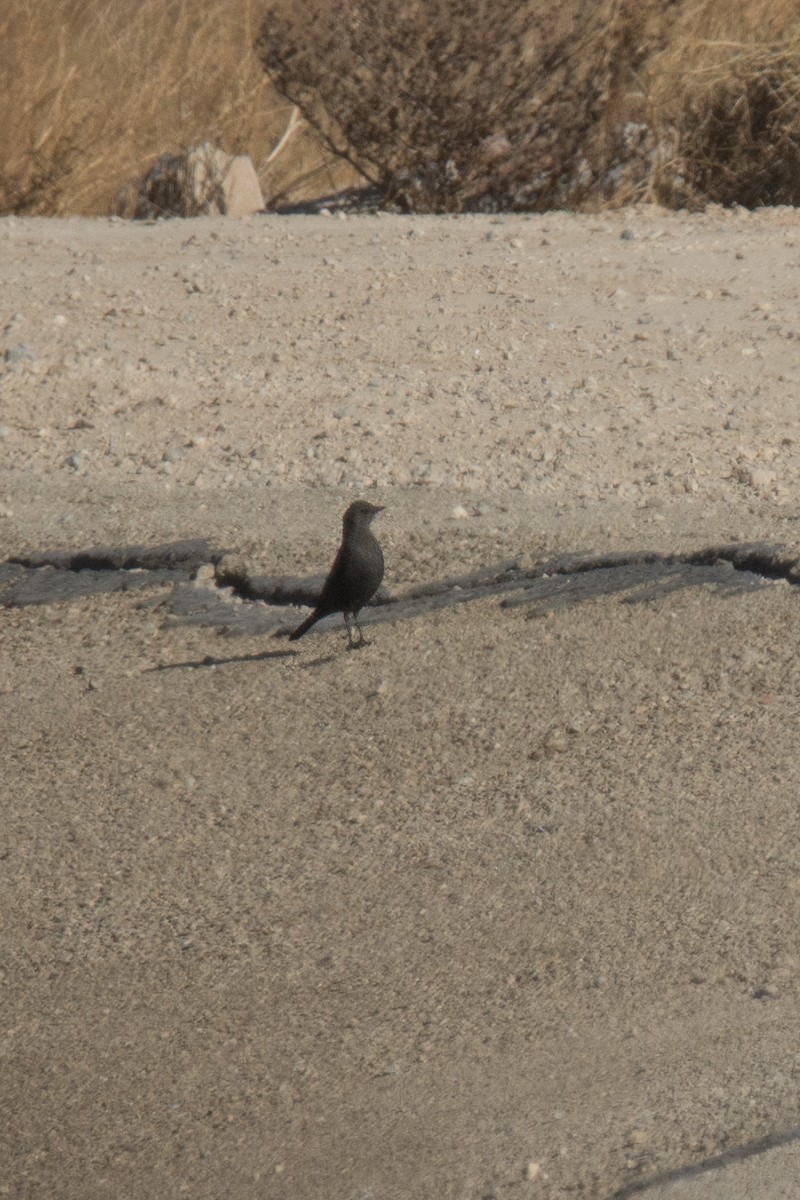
[289,500,385,647]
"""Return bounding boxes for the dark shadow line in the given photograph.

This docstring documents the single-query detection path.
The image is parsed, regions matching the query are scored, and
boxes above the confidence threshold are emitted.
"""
[611,1124,800,1198]
[10,537,225,573]
[6,540,800,615]
[229,544,800,613]
[144,649,297,672]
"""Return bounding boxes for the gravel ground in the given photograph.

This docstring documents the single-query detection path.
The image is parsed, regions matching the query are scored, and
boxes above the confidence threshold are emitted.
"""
[2,208,800,1199]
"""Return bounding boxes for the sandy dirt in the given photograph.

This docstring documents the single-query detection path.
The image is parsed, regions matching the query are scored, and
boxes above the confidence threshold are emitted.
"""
[2,206,800,1199]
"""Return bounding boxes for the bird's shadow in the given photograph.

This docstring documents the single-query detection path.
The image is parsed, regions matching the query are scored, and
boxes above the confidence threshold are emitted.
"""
[143,646,348,672]
[144,648,297,673]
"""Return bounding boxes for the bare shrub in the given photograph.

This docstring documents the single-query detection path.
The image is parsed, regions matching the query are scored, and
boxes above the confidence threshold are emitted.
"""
[259,0,800,212]
[257,0,662,212]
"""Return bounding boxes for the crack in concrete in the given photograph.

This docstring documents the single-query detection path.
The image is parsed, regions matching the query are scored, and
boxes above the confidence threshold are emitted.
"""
[9,537,224,574]
[2,540,798,622]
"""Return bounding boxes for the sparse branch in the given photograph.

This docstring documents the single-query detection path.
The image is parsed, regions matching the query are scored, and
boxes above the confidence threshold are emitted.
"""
[263,104,301,165]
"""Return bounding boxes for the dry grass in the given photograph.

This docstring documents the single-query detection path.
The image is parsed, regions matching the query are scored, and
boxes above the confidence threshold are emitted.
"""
[647,2,800,208]
[0,0,352,216]
[4,0,800,215]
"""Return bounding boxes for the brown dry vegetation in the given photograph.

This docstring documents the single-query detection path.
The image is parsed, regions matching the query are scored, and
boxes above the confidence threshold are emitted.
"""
[647,1,800,208]
[258,0,652,211]
[0,0,353,216]
[261,0,800,212]
[3,0,800,215]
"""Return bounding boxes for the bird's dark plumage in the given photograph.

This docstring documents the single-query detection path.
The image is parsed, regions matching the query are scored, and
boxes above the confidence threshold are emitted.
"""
[289,500,385,647]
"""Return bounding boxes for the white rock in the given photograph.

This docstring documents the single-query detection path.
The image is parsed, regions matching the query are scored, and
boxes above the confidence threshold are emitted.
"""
[121,142,264,219]
[749,467,777,492]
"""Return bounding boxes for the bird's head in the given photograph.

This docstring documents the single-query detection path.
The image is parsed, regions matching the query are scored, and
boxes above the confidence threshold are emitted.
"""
[343,499,384,530]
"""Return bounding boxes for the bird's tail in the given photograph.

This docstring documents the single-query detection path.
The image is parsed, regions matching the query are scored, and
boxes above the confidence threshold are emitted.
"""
[288,611,318,641]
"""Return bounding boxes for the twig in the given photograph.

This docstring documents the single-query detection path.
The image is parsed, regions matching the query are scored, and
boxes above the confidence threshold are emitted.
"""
[263,105,301,166]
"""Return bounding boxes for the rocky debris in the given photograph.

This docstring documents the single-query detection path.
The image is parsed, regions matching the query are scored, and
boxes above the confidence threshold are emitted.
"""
[3,212,800,510]
[117,142,264,219]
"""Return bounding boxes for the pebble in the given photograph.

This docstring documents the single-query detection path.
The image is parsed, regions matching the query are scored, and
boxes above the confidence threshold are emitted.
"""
[748,467,777,492]
[411,462,445,484]
[4,344,36,363]
[545,729,570,754]
[1,217,797,518]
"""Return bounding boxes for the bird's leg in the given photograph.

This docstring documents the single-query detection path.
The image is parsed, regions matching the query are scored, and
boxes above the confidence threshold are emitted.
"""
[344,611,366,649]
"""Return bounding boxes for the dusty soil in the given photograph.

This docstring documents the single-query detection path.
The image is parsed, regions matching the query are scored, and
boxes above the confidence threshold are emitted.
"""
[2,206,800,1199]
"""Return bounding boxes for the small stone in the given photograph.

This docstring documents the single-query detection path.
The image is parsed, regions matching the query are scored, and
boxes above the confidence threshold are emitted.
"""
[545,729,569,754]
[411,462,444,485]
[748,467,777,492]
[4,344,35,363]
[451,505,469,519]
[526,1161,542,1181]
[64,451,83,471]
